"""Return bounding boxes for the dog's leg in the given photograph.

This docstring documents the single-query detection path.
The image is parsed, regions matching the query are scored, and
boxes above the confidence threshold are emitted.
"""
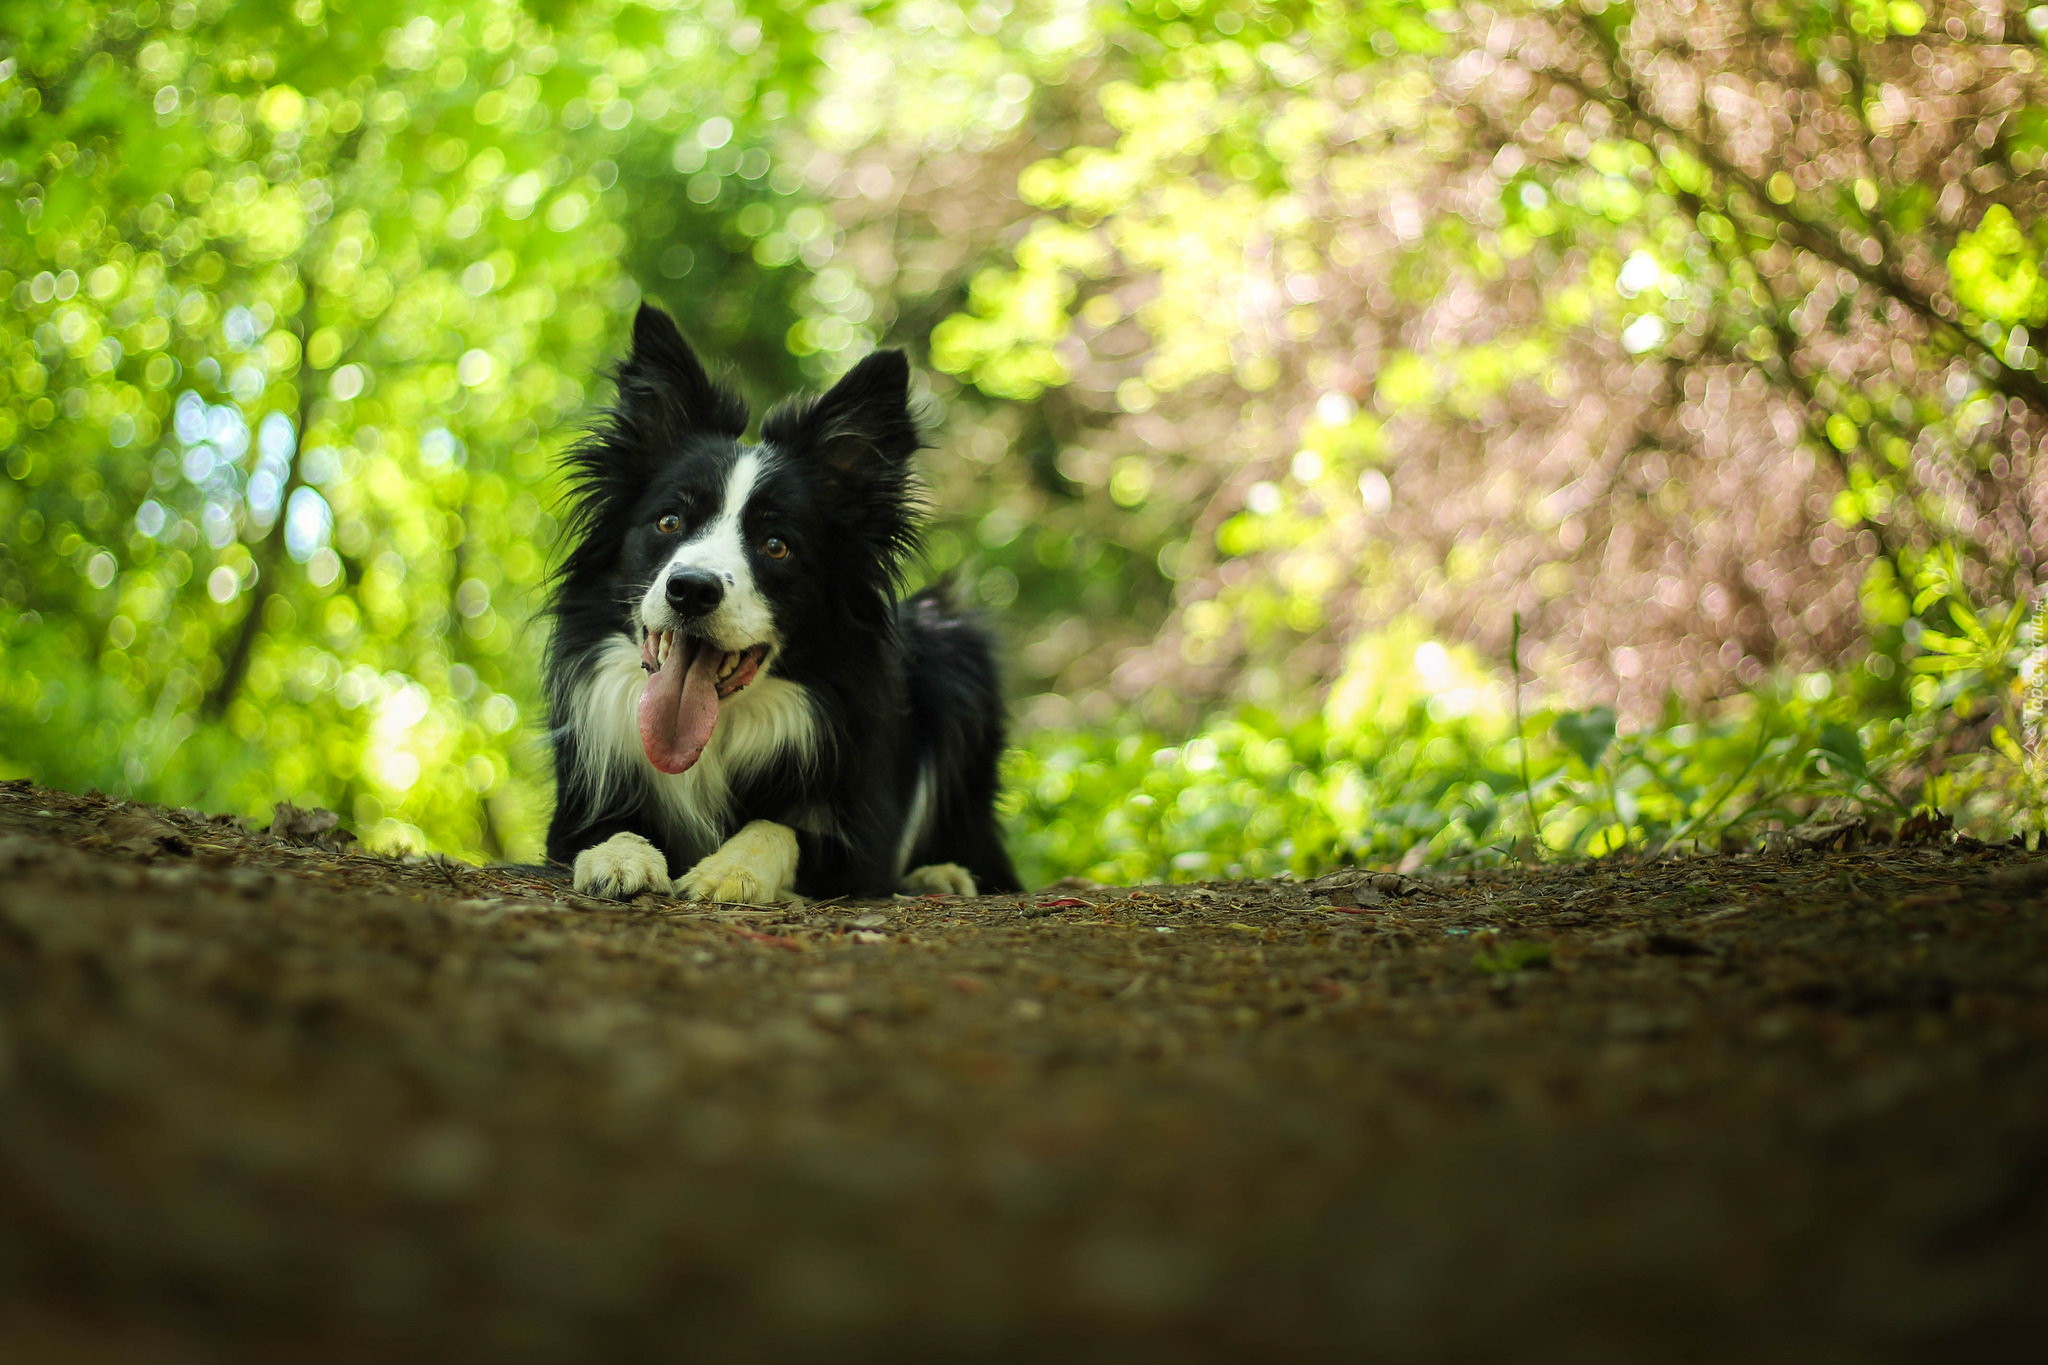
[573,832,673,898]
[902,863,977,897]
[679,820,799,904]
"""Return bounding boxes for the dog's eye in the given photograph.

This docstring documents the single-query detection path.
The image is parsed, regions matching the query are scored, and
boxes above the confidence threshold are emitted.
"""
[656,514,682,534]
[760,536,790,560]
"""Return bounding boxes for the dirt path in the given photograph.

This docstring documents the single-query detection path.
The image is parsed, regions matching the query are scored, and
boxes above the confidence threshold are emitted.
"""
[1,780,2044,1361]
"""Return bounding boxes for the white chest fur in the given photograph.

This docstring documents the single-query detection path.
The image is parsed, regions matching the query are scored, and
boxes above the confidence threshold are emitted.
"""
[561,635,820,854]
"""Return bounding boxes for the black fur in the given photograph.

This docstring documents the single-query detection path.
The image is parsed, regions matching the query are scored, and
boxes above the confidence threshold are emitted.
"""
[543,304,1021,898]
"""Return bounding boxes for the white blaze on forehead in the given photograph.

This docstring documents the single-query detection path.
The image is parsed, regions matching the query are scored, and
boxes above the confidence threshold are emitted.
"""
[638,450,776,647]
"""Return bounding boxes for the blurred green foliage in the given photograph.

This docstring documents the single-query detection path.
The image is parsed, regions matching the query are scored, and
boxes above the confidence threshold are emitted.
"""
[0,0,822,854]
[3,1,2045,879]
[1004,617,2032,888]
[977,0,2048,877]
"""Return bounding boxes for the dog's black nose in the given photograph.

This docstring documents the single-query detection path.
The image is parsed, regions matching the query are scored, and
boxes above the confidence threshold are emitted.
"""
[664,569,725,618]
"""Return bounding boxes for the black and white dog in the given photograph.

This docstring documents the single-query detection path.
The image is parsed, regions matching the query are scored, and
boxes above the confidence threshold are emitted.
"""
[543,304,1020,904]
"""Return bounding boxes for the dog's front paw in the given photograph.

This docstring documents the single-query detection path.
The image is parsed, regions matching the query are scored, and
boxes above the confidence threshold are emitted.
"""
[902,862,977,897]
[678,820,799,905]
[573,832,673,899]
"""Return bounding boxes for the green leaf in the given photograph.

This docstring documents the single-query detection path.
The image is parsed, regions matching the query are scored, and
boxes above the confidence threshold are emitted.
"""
[1473,940,1553,975]
[1816,721,1868,774]
[1948,204,2048,327]
[1554,707,1617,771]
[1946,599,1989,646]
[1914,630,1972,655]
[1910,655,1979,675]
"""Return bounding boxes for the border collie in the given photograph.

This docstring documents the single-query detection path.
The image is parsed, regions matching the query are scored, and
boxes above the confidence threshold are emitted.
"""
[543,304,1020,904]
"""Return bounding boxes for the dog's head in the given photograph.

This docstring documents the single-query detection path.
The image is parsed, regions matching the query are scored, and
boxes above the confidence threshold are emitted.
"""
[557,304,923,771]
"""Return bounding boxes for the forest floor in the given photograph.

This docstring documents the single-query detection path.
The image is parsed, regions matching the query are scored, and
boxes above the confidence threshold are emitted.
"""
[0,780,2044,1362]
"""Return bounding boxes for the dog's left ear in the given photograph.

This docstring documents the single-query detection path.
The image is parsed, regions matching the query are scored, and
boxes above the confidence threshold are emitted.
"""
[792,350,921,482]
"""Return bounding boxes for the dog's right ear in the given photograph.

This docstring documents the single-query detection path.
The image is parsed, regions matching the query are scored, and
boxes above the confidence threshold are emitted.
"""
[762,349,923,490]
[614,304,747,444]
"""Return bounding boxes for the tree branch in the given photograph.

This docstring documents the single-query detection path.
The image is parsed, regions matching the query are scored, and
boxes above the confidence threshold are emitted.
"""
[1714,222,1915,591]
[1535,46,2048,415]
[203,272,318,719]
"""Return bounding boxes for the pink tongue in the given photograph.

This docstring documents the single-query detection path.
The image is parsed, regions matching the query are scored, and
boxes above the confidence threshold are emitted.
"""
[638,639,724,774]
